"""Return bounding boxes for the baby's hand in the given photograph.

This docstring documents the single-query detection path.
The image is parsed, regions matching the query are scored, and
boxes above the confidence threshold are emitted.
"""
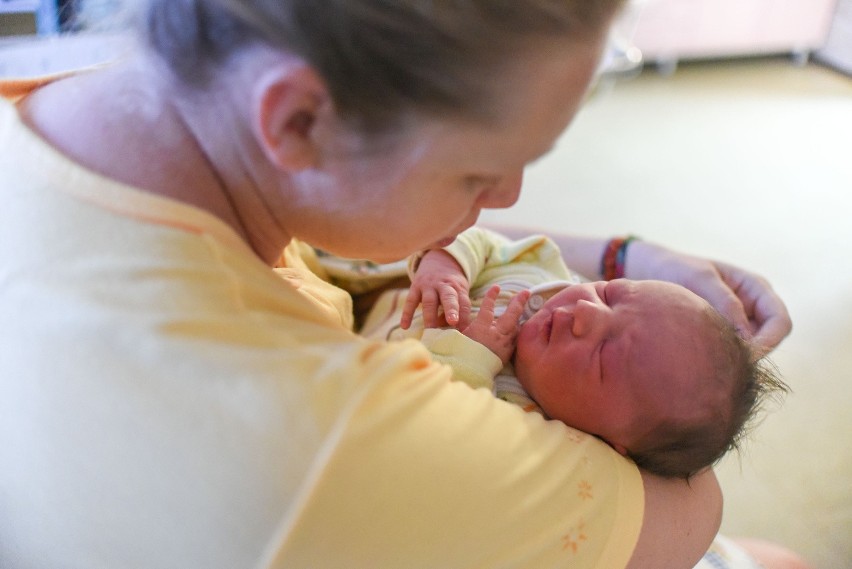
[401,250,472,329]
[462,286,530,365]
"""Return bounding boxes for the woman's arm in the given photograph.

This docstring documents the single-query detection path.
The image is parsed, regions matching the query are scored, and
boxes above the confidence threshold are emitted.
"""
[627,469,723,569]
[624,241,791,356]
[484,225,792,354]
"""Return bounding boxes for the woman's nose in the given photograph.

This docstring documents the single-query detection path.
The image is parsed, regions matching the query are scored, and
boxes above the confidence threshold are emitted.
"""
[571,299,610,340]
[480,170,523,209]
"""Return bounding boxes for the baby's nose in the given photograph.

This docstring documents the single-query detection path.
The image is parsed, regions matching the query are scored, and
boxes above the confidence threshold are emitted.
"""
[571,299,609,339]
[481,170,523,209]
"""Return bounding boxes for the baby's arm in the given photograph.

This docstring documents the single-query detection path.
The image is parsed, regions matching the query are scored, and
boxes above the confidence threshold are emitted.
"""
[401,249,472,330]
[417,285,528,391]
[461,285,529,365]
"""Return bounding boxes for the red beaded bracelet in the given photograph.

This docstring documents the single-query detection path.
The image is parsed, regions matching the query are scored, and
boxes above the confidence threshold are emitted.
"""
[601,236,639,280]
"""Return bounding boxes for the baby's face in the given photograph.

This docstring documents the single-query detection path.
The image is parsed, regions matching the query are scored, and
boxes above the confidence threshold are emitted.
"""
[514,279,720,451]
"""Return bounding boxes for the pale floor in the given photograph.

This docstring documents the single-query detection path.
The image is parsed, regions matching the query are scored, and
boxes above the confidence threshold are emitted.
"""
[481,57,852,569]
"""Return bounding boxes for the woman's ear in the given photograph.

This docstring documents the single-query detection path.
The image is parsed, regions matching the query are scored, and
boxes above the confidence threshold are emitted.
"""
[251,64,329,172]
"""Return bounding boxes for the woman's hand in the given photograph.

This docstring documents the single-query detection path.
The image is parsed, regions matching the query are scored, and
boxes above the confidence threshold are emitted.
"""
[626,241,792,356]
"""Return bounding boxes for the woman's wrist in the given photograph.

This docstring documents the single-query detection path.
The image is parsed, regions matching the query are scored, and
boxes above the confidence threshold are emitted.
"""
[600,235,640,280]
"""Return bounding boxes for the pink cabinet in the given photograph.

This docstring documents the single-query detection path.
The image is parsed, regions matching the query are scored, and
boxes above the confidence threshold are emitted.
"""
[621,0,838,63]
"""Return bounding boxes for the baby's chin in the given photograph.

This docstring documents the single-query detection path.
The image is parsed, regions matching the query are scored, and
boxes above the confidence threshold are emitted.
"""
[513,327,534,361]
[512,333,536,381]
[512,362,534,398]
[516,311,551,349]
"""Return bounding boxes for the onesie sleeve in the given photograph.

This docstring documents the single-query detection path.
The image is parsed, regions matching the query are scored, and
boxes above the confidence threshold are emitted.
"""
[419,328,503,390]
[442,227,576,288]
[257,339,645,569]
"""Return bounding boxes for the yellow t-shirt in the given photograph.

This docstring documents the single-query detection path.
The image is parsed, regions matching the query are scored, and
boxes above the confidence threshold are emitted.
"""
[0,83,643,569]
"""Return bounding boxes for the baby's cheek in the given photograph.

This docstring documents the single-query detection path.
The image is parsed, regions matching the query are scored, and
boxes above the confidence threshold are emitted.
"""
[513,344,541,391]
[513,333,532,367]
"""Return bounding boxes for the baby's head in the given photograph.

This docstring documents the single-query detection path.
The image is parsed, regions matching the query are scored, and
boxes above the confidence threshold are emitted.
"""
[514,279,787,479]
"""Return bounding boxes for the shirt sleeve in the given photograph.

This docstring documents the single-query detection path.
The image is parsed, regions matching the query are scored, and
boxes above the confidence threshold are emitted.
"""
[256,339,645,569]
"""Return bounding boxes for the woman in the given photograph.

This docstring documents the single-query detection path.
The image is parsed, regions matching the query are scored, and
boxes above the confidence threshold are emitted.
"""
[0,1,794,568]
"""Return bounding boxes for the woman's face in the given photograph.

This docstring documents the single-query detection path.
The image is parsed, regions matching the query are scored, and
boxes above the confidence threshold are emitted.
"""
[287,39,606,262]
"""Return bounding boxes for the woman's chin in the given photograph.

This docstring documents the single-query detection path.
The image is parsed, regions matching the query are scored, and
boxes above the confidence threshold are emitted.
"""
[432,236,458,248]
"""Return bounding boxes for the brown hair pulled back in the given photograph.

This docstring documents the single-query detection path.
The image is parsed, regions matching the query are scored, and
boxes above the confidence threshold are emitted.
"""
[143,0,625,132]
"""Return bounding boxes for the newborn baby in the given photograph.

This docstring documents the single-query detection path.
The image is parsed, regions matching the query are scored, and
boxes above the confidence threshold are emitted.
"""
[397,228,785,479]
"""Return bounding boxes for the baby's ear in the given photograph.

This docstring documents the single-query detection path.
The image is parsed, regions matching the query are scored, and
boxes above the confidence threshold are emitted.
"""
[251,64,328,171]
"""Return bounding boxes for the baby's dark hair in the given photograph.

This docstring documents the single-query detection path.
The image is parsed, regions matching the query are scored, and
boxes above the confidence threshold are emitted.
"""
[628,306,788,479]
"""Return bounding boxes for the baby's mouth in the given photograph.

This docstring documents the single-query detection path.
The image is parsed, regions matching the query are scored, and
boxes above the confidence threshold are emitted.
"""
[544,314,554,343]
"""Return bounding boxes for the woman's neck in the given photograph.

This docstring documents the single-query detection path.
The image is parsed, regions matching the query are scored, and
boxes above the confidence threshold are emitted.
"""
[16,55,293,264]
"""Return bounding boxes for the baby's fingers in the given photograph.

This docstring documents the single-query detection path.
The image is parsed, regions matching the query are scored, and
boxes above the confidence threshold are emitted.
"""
[456,292,473,330]
[419,289,443,328]
[438,285,462,327]
[496,290,530,334]
[400,287,423,330]
[476,285,501,323]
